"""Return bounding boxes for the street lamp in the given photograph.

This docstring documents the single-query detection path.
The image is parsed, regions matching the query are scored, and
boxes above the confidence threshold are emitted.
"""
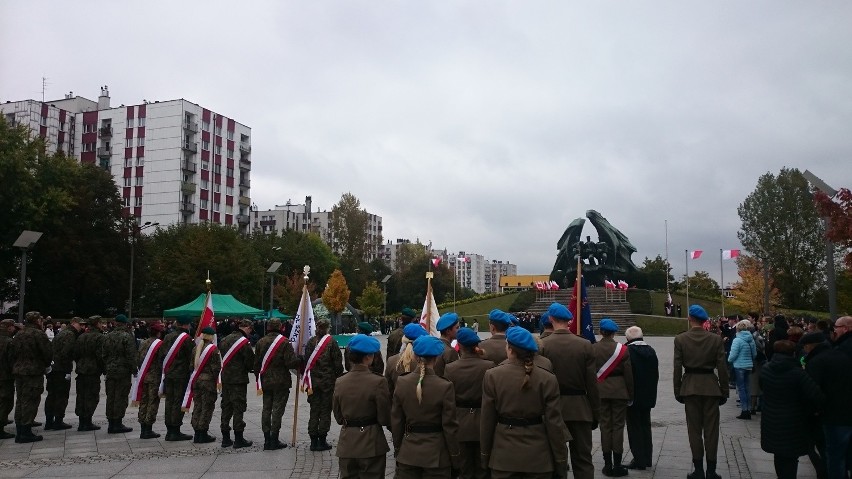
[803,170,839,321]
[14,230,43,324]
[381,274,392,318]
[267,262,283,316]
[129,221,158,321]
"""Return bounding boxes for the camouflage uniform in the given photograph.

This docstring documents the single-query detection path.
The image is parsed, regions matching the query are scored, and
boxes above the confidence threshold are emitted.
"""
[254,330,299,440]
[189,342,221,433]
[136,337,162,428]
[219,329,255,436]
[157,327,194,431]
[74,321,105,427]
[0,320,17,438]
[12,315,52,428]
[44,322,80,429]
[102,322,137,430]
[305,333,344,440]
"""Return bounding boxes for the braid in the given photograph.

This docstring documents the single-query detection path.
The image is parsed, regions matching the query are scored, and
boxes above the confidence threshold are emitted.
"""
[416,359,426,404]
[397,337,416,374]
[509,345,535,389]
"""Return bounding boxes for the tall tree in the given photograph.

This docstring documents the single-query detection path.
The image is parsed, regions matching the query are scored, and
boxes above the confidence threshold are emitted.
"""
[815,187,852,269]
[738,168,825,308]
[274,271,318,316]
[356,281,384,319]
[680,271,720,297]
[729,255,781,314]
[322,269,351,334]
[330,192,370,266]
[631,255,675,290]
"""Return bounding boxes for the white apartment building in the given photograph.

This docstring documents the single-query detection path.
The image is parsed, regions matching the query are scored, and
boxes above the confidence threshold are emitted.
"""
[1,86,252,232]
[485,260,518,293]
[435,250,518,294]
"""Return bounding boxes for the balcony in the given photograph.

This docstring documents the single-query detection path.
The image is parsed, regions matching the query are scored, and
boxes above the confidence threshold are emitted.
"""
[239,177,250,188]
[239,142,251,153]
[98,126,112,137]
[182,142,198,153]
[181,161,197,173]
[236,214,250,225]
[183,121,198,133]
[238,195,251,207]
[239,158,251,170]
[180,202,195,213]
[97,146,112,158]
[181,181,197,194]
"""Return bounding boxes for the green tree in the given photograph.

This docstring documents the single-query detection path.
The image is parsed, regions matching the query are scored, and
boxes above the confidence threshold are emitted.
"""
[738,168,826,308]
[274,271,318,316]
[356,281,384,318]
[632,255,675,290]
[330,192,370,265]
[389,248,456,312]
[680,270,720,297]
[322,269,351,334]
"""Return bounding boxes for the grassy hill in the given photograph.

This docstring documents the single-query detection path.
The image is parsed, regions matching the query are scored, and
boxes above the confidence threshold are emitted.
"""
[647,291,742,317]
[442,293,519,329]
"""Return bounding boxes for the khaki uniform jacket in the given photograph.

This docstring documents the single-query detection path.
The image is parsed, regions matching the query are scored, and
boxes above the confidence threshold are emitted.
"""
[219,331,255,384]
[193,343,221,383]
[391,368,461,469]
[254,332,300,389]
[593,336,634,400]
[479,333,507,366]
[344,344,384,376]
[433,338,459,377]
[138,337,163,384]
[333,364,391,458]
[480,359,568,473]
[305,334,344,393]
[0,334,12,380]
[673,327,729,398]
[444,353,494,442]
[501,355,554,373]
[541,329,600,422]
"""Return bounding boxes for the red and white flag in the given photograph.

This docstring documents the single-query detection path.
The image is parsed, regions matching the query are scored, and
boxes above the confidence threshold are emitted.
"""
[618,280,629,291]
[457,256,469,263]
[432,257,442,267]
[605,280,616,290]
[690,250,703,260]
[722,249,740,260]
[195,292,215,341]
[288,284,316,357]
[420,289,440,338]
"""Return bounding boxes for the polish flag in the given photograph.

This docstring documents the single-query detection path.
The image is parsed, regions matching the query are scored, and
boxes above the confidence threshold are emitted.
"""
[690,250,703,260]
[195,292,215,340]
[605,280,616,290]
[457,256,469,263]
[722,249,740,260]
[431,257,442,267]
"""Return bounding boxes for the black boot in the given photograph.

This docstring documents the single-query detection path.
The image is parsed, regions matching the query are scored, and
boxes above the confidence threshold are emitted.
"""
[705,461,720,479]
[626,458,646,470]
[78,417,99,432]
[0,426,14,440]
[687,459,705,479]
[44,415,55,431]
[108,419,132,434]
[165,426,192,441]
[316,435,332,451]
[221,429,233,448]
[193,429,216,444]
[603,451,614,476]
[611,453,629,477]
[53,416,72,430]
[736,410,751,420]
[266,431,286,450]
[233,430,252,449]
[15,425,43,443]
[262,431,271,450]
[140,424,160,439]
[309,435,318,451]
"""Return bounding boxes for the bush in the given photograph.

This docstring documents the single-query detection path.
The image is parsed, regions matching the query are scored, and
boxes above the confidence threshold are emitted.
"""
[627,289,653,314]
[508,290,536,312]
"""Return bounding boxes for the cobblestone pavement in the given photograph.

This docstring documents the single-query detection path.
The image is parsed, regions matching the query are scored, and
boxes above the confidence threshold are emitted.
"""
[0,335,819,478]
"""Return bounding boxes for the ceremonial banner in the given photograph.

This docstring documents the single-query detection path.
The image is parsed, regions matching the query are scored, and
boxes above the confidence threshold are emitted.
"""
[288,285,316,357]
[420,288,440,337]
[568,277,596,343]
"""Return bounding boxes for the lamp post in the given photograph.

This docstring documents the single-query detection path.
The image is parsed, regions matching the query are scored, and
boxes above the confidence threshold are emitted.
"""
[14,231,43,324]
[267,261,283,317]
[129,221,158,321]
[803,170,839,321]
[381,274,392,318]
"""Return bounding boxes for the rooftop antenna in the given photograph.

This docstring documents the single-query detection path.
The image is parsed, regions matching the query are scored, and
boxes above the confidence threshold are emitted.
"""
[42,76,48,102]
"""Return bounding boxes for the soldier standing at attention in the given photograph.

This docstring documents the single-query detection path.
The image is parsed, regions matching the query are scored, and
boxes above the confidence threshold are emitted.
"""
[386,307,417,358]
[433,313,460,377]
[385,324,428,398]
[11,312,52,443]
[539,313,554,339]
[304,317,344,451]
[444,327,494,479]
[158,316,194,441]
[218,319,255,449]
[74,316,106,432]
[479,309,513,366]
[102,314,137,434]
[134,322,165,439]
[333,334,391,479]
[541,303,600,479]
[480,326,568,478]
[592,318,633,477]
[391,335,461,478]
[673,305,729,479]
[254,318,300,450]
[44,317,81,431]
[344,322,384,376]
[187,327,221,443]
[0,319,17,439]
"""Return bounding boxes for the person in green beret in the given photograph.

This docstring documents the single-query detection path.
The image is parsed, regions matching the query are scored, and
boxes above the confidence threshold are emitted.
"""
[344,321,384,376]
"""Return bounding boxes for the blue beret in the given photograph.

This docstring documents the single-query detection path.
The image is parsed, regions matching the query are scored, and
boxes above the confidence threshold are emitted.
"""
[349,334,381,354]
[689,305,709,322]
[540,313,551,327]
[488,309,513,326]
[115,314,128,323]
[403,323,428,340]
[436,313,459,332]
[401,307,417,318]
[413,336,444,357]
[506,326,539,352]
[548,303,573,321]
[456,327,481,347]
[600,318,618,332]
[507,313,519,326]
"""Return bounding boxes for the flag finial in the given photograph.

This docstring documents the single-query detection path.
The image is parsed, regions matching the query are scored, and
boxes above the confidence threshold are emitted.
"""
[303,265,310,282]
[205,278,212,291]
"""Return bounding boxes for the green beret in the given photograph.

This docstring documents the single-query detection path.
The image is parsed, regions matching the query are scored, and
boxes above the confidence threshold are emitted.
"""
[357,321,373,334]
[176,316,192,325]
[115,314,128,323]
[401,307,416,319]
[201,327,215,335]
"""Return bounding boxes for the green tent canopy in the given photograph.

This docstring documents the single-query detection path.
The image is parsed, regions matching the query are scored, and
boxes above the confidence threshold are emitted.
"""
[163,294,264,318]
[253,309,291,320]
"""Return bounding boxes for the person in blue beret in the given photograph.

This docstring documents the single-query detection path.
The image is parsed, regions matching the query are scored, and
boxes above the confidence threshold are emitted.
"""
[386,324,429,398]
[480,325,568,477]
[434,313,460,377]
[592,318,633,476]
[387,307,419,362]
[480,309,514,366]
[391,335,461,477]
[344,326,385,377]
[333,334,390,477]
[540,313,554,339]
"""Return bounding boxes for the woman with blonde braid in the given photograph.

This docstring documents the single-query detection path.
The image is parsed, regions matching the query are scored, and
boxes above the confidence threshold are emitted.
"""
[391,335,461,478]
[384,324,428,398]
[481,326,568,479]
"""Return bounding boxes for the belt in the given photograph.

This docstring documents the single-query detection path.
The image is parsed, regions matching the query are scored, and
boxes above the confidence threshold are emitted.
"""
[685,368,715,374]
[456,400,481,409]
[342,418,377,428]
[560,386,587,396]
[497,416,543,427]
[406,423,443,433]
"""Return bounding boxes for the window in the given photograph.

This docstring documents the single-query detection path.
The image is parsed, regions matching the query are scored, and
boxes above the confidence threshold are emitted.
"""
[84,123,96,133]
[214,184,220,193]
[123,197,130,207]
[125,138,133,148]
[213,202,220,212]
[202,121,210,131]
[225,205,233,214]
[136,156,144,166]
[201,160,209,171]
[124,158,132,167]
[138,117,146,127]
[202,140,210,150]
[214,145,221,155]
[213,164,221,174]
[227,130,234,140]
[200,199,208,209]
[135,176,143,186]
[214,125,221,136]
[127,118,135,128]
[226,167,234,178]
[134,196,143,207]
[137,137,145,147]
[227,149,234,159]
[226,186,234,196]
[59,122,65,131]
[201,179,209,190]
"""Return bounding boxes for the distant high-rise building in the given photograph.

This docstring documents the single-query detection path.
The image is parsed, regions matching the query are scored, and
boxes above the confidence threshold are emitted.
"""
[437,250,518,294]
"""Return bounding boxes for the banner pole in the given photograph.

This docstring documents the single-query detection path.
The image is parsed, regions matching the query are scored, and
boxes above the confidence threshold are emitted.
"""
[685,250,690,328]
[720,249,726,317]
[291,270,309,447]
[575,243,582,336]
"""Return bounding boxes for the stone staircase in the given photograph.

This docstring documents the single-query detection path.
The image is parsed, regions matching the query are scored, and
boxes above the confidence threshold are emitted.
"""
[526,287,636,331]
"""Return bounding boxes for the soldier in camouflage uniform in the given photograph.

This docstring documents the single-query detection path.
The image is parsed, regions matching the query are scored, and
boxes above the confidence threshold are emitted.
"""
[11,312,52,443]
[74,316,106,431]
[254,318,300,450]
[44,317,82,430]
[305,317,344,451]
[219,319,255,449]
[137,322,165,439]
[158,316,195,441]
[102,314,138,434]
[189,327,221,443]
[0,319,18,440]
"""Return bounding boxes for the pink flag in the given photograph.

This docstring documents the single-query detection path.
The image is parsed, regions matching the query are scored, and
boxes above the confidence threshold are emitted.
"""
[722,249,740,260]
[690,250,703,260]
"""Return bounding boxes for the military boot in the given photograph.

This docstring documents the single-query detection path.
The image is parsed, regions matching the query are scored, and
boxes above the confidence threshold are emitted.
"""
[611,453,629,477]
[233,430,252,449]
[165,426,192,441]
[140,424,160,439]
[44,415,55,430]
[53,416,73,430]
[221,429,233,448]
[193,429,216,444]
[15,425,43,443]
[317,435,332,451]
[602,451,614,476]
[262,431,271,450]
[705,461,721,479]
[309,435,318,451]
[266,431,286,450]
[0,426,14,440]
[107,419,133,434]
[687,459,705,479]
[78,417,99,432]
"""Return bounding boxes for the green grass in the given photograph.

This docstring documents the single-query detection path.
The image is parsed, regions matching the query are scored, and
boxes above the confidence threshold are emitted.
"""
[635,315,690,336]
[443,293,519,329]
[648,291,742,317]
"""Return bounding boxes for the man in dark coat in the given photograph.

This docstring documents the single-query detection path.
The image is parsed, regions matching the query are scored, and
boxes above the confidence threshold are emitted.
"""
[624,326,659,471]
[759,340,825,479]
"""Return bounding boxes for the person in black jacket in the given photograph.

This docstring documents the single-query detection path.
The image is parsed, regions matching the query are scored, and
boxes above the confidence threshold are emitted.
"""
[624,326,659,471]
[759,340,824,479]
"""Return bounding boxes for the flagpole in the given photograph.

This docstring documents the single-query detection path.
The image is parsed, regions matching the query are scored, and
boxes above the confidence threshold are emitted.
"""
[291,266,310,447]
[196,275,212,340]
[685,250,690,328]
[425,271,434,334]
[720,249,726,318]
[575,243,582,336]
[665,220,670,297]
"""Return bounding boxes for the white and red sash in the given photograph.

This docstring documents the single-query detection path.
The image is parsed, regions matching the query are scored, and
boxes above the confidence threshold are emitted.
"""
[159,332,190,395]
[256,334,287,395]
[301,334,333,395]
[218,336,249,388]
[181,343,218,411]
[596,342,628,383]
[130,338,162,406]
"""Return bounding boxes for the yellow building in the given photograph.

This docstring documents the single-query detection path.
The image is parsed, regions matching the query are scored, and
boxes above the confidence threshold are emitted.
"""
[499,275,552,292]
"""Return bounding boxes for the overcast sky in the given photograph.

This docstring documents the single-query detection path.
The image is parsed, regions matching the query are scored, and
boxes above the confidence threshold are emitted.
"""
[3,1,851,285]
